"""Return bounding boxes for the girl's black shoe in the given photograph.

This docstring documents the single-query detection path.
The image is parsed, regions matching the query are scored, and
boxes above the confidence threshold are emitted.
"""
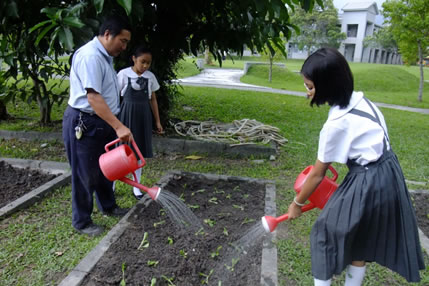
[134,193,143,200]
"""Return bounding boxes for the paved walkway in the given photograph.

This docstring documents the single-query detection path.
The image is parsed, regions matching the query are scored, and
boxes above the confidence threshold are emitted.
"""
[178,68,429,115]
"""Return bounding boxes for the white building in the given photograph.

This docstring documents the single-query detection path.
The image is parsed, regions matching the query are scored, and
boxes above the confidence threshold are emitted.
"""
[287,1,402,64]
[339,1,401,64]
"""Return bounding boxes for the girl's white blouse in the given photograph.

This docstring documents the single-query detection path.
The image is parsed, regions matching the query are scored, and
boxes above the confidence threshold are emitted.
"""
[117,67,160,99]
[318,91,390,166]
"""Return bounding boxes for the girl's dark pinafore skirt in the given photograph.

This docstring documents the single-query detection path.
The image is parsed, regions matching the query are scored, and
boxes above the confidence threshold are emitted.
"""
[119,77,153,158]
[310,100,425,282]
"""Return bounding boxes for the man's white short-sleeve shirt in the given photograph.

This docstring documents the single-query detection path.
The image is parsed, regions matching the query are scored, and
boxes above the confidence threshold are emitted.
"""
[68,37,120,115]
[318,92,390,166]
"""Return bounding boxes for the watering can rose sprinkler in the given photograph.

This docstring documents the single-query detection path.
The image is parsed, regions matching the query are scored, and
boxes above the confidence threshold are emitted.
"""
[261,165,339,233]
[99,138,161,201]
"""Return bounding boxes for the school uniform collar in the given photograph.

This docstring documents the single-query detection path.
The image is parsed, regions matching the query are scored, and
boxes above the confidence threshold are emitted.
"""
[93,36,113,65]
[123,67,150,78]
[327,91,364,120]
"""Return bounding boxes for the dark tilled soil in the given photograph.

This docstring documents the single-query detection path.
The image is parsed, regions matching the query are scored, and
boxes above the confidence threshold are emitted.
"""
[411,192,429,236]
[0,161,58,208]
[81,172,267,286]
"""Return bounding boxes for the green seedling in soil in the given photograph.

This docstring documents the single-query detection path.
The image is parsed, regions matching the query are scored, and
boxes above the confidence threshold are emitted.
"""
[137,232,149,250]
[120,262,126,286]
[243,194,249,199]
[150,278,156,286]
[195,227,206,236]
[241,217,256,225]
[223,227,229,236]
[204,218,216,227]
[233,186,241,191]
[147,260,159,267]
[179,192,185,202]
[161,275,176,286]
[232,204,244,211]
[153,220,166,228]
[210,246,223,258]
[208,197,218,204]
[192,189,206,196]
[199,269,214,284]
[159,209,166,216]
[182,183,187,190]
[167,236,174,245]
[217,212,231,217]
[187,204,200,209]
[179,249,188,258]
[224,258,240,272]
[226,194,232,199]
[214,189,225,194]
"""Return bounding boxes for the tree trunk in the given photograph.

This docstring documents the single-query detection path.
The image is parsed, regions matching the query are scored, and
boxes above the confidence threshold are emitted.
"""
[204,48,212,65]
[0,100,9,120]
[269,56,273,83]
[417,41,424,102]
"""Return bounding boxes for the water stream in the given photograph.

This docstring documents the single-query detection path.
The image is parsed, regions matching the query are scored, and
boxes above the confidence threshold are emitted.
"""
[156,189,203,231]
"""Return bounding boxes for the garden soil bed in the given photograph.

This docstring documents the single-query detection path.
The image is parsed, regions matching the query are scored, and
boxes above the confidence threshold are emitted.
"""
[81,172,268,286]
[0,161,58,208]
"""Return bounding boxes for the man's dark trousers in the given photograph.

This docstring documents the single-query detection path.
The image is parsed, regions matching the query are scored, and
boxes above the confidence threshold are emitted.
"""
[63,106,117,229]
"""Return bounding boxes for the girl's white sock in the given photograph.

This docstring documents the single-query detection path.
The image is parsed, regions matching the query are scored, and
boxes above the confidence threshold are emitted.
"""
[133,167,143,196]
[345,265,366,286]
[314,278,331,286]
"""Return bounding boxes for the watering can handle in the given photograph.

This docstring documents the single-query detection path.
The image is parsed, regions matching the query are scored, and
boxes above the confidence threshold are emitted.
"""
[104,138,145,169]
[328,165,338,182]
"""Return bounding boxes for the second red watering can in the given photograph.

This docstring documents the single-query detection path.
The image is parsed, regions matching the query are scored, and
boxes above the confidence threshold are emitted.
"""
[99,138,161,200]
[262,165,339,233]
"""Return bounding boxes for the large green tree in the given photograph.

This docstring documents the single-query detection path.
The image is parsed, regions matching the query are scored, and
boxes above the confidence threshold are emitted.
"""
[382,0,429,102]
[289,0,346,56]
[27,0,319,124]
[0,0,86,124]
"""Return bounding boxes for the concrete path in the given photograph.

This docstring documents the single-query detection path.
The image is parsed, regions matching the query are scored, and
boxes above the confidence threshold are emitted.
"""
[178,68,429,115]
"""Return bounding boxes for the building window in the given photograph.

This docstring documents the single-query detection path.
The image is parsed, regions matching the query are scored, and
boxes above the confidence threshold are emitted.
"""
[347,24,358,37]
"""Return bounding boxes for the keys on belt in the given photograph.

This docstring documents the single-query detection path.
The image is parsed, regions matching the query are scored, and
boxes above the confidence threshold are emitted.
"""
[75,112,87,140]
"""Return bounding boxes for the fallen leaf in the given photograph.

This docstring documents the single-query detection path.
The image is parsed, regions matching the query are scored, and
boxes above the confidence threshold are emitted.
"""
[185,155,203,160]
[55,251,64,256]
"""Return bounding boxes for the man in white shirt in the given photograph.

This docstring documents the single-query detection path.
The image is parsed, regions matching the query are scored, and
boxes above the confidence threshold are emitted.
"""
[63,15,133,236]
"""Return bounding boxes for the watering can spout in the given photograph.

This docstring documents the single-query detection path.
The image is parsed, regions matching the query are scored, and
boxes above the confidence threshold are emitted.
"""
[261,216,277,233]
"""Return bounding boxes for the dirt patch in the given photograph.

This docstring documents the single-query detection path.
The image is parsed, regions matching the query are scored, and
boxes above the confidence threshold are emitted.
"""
[411,192,429,236]
[0,161,58,208]
[81,172,268,286]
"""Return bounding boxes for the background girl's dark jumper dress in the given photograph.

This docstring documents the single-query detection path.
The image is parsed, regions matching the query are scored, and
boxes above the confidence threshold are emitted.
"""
[119,77,153,158]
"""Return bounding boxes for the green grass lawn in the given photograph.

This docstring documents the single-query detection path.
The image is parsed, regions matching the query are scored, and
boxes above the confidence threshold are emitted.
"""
[1,57,429,285]
[1,84,428,286]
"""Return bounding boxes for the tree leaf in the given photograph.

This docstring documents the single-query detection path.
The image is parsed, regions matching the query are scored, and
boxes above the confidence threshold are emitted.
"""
[117,0,132,16]
[63,17,85,28]
[58,27,74,51]
[93,0,105,14]
[29,20,52,34]
[35,23,57,47]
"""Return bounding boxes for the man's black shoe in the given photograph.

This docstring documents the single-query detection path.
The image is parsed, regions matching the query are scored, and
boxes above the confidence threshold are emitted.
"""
[103,206,129,217]
[75,223,104,237]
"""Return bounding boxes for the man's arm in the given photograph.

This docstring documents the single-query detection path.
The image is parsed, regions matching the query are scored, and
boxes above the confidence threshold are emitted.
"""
[87,89,132,142]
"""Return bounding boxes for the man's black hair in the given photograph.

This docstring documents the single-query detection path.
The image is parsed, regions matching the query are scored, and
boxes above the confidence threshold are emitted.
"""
[301,47,354,108]
[98,15,132,37]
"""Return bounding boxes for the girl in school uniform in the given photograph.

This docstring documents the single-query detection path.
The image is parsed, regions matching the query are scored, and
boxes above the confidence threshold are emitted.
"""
[117,46,163,200]
[287,47,424,285]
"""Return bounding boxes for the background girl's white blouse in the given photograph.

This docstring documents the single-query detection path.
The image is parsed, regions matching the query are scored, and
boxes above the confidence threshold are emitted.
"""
[117,67,160,99]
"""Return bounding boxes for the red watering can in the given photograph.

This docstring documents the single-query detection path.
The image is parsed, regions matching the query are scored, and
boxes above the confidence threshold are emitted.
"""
[99,138,161,200]
[261,165,338,233]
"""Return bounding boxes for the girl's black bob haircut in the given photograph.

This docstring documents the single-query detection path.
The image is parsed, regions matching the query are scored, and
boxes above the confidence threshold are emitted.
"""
[301,47,354,108]
[133,45,152,57]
